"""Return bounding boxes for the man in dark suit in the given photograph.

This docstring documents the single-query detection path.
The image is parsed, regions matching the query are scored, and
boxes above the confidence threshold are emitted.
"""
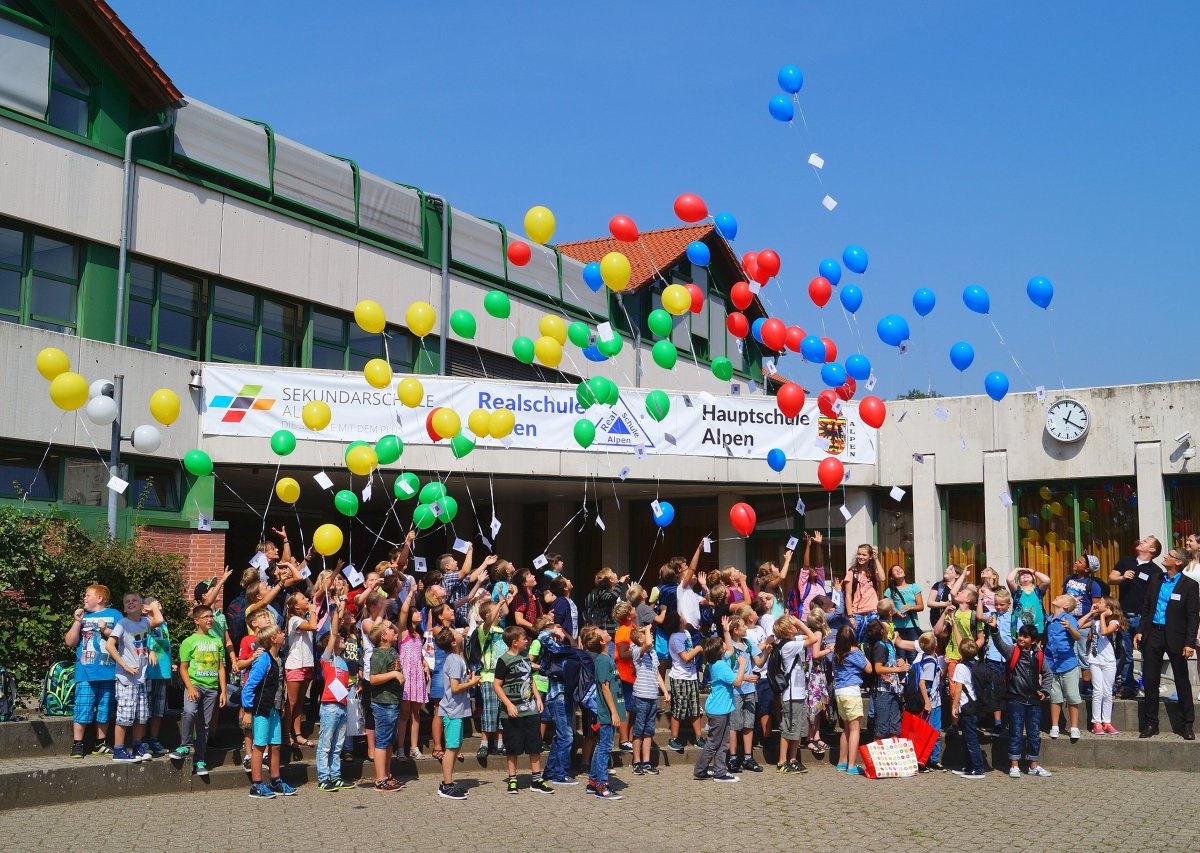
[1135,547,1200,739]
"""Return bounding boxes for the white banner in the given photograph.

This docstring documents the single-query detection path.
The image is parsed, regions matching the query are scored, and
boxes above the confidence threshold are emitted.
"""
[200,366,876,464]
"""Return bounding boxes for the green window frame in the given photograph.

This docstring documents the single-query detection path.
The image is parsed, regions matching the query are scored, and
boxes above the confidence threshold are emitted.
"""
[0,220,80,333]
[207,283,301,366]
[125,259,205,358]
[47,48,92,138]
[308,306,413,372]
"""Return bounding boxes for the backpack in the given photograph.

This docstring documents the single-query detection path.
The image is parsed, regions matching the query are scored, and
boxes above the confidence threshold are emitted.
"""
[0,665,20,721]
[903,655,939,715]
[464,626,485,672]
[583,587,618,629]
[965,660,1004,715]
[574,652,598,713]
[767,643,800,695]
[39,661,75,716]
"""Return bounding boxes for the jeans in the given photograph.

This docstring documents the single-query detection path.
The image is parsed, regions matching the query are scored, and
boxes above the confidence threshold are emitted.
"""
[590,722,614,785]
[871,691,902,739]
[316,703,347,783]
[1118,614,1141,695]
[960,712,983,774]
[1006,700,1041,762]
[180,686,219,761]
[928,706,943,763]
[544,695,573,781]
[896,627,921,662]
[852,612,878,642]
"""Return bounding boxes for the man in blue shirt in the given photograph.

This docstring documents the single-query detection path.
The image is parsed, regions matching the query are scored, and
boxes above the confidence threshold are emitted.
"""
[1135,547,1200,740]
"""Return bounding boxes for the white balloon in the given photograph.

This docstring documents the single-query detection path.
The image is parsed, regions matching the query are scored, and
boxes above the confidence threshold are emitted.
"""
[131,424,162,453]
[84,395,118,426]
[88,379,114,400]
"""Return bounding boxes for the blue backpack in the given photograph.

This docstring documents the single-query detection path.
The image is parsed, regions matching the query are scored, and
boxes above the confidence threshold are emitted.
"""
[39,661,75,717]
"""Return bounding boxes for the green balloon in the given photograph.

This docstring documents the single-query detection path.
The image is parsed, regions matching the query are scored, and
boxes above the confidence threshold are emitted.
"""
[375,434,402,465]
[345,439,369,460]
[1083,497,1096,512]
[334,489,359,517]
[711,357,734,382]
[597,334,623,357]
[651,339,677,370]
[597,376,619,405]
[449,309,477,339]
[1040,504,1052,520]
[437,495,458,524]
[961,539,973,551]
[484,290,511,319]
[647,309,673,339]
[413,502,437,529]
[645,390,670,422]
[394,471,420,500]
[183,449,213,477]
[567,321,591,348]
[1062,493,1074,505]
[270,429,296,456]
[451,430,475,459]
[513,336,535,364]
[419,481,447,504]
[574,419,596,448]
[576,380,597,410]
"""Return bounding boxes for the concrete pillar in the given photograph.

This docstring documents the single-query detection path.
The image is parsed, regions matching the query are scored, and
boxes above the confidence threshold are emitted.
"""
[716,492,743,571]
[600,497,628,572]
[843,488,875,577]
[983,451,1014,570]
[912,454,942,589]
[1135,441,1168,540]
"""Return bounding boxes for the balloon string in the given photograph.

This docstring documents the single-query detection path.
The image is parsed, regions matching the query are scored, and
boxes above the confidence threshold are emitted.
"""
[1045,309,1067,393]
[543,507,584,557]
[460,473,488,545]
[260,460,281,539]
[292,503,307,558]
[24,411,68,502]
[637,528,665,586]
[988,317,1036,390]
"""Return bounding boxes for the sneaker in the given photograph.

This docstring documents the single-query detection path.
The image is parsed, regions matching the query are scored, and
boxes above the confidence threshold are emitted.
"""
[335,778,355,790]
[742,757,764,772]
[112,746,137,763]
[194,761,209,776]
[319,779,339,792]
[834,762,848,773]
[146,739,169,758]
[692,772,710,781]
[171,745,191,763]
[495,739,505,753]
[476,742,489,760]
[507,776,519,795]
[270,778,297,796]
[641,764,659,775]
[695,736,706,750]
[374,777,401,792]
[592,783,622,800]
[619,741,634,753]
[134,743,152,762]
[780,760,807,775]
[846,766,864,776]
[92,741,112,756]
[961,770,986,779]
[70,741,86,759]
[951,769,968,776]
[1069,727,1081,743]
[667,737,684,753]
[549,776,579,786]
[727,756,742,773]
[1027,766,1053,777]
[1092,723,1106,735]
[632,763,646,775]
[438,782,468,800]
[992,720,1005,735]
[1048,726,1060,739]
[1103,723,1119,735]
[928,762,948,772]
[1009,766,1022,778]
[249,782,276,799]
[242,755,252,772]
[530,778,555,795]
[711,771,740,782]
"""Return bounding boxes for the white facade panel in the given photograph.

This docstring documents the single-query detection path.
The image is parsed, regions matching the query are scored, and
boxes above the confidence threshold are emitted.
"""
[129,167,224,275]
[218,198,313,299]
[306,230,359,309]
[358,244,434,321]
[559,255,607,319]
[507,237,559,298]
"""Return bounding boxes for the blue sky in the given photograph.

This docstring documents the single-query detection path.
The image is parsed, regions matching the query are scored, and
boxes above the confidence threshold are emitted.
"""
[116,1,1200,399]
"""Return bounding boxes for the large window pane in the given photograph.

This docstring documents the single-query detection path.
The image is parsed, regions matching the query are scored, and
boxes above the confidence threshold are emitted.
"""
[1077,482,1138,579]
[210,318,255,361]
[30,275,76,322]
[130,474,175,510]
[129,260,155,300]
[0,268,20,313]
[946,488,986,570]
[0,453,56,500]
[212,285,254,321]
[31,235,76,278]
[0,227,22,267]
[1170,478,1200,549]
[312,309,345,344]
[878,489,914,578]
[260,332,297,367]
[62,458,110,507]
[386,332,413,369]
[48,90,88,135]
[51,55,90,94]
[159,271,200,311]
[262,299,297,335]
[158,308,199,354]
[311,343,345,370]
[126,299,152,345]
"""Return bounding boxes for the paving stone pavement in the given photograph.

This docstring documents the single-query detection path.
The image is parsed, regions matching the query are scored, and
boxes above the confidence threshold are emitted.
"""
[2,760,1199,852]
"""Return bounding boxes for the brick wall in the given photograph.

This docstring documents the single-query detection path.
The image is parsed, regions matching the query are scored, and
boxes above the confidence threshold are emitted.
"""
[139,526,228,606]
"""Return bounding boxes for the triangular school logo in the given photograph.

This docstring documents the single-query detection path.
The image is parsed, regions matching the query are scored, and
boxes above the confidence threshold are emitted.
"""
[595,402,655,448]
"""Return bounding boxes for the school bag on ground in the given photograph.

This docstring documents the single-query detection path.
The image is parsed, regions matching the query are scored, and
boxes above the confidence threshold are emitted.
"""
[0,665,20,721]
[39,661,75,716]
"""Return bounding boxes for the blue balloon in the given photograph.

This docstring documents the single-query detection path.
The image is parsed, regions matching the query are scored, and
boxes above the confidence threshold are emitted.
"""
[751,317,767,345]
[714,212,738,241]
[1028,514,1039,529]
[800,334,826,363]
[686,241,710,267]
[777,64,803,94]
[768,94,795,122]
[984,371,1009,401]
[839,284,863,314]
[845,353,872,381]
[842,245,868,274]
[876,314,910,348]
[766,448,787,473]
[912,288,936,317]
[820,362,847,388]
[819,258,842,286]
[963,284,990,314]
[949,341,974,372]
[582,262,603,293]
[582,344,609,363]
[653,500,675,528]
[1026,275,1053,309]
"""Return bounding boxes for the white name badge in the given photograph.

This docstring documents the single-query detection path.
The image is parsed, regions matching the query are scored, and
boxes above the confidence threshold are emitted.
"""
[1171,593,1182,601]
[1138,572,1150,581]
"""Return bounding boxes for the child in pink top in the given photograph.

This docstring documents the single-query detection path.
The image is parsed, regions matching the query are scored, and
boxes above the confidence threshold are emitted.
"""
[397,585,430,760]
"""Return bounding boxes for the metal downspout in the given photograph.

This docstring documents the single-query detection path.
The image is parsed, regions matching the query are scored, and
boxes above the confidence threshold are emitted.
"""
[425,194,451,375]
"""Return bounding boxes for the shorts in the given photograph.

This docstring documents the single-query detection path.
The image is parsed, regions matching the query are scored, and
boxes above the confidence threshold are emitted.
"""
[360,682,375,731]
[669,677,701,720]
[147,679,168,718]
[835,690,865,723]
[372,703,400,750]
[285,666,314,683]
[654,632,669,661]
[479,680,501,733]
[501,714,542,756]
[620,679,634,712]
[755,676,776,710]
[1047,666,1082,705]
[73,680,114,725]
[730,693,757,731]
[252,708,283,747]
[115,680,150,727]
[632,695,658,738]
[442,716,465,750]
[780,699,811,741]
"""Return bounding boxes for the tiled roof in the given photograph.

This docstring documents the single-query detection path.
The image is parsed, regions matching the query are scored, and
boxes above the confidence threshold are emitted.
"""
[558,224,722,293]
[61,1,182,110]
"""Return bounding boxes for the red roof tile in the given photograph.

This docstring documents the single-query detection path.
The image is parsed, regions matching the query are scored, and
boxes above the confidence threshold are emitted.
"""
[559,224,728,293]
[61,1,181,110]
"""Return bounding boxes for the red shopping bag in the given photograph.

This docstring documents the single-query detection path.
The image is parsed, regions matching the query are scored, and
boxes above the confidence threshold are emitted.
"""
[901,710,938,765]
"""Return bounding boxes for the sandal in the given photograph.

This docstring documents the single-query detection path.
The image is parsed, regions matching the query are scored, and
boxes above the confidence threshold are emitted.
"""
[431,750,445,762]
[808,740,828,757]
[294,737,316,748]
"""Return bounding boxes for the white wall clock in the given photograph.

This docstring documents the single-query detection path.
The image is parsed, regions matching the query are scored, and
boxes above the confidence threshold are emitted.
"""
[1045,398,1090,442]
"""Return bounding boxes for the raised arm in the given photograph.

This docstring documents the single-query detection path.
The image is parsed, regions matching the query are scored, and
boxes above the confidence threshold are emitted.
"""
[1006,568,1023,592]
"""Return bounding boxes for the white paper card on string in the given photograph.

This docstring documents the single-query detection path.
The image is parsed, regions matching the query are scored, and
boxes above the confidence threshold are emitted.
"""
[596,322,615,343]
[361,481,373,502]
[763,358,777,374]
[635,446,646,461]
[481,535,493,549]
[1036,385,1046,402]
[748,281,762,295]
[735,339,744,353]
[730,383,741,396]
[618,466,631,481]
[664,433,677,446]
[107,475,129,495]
[250,552,270,572]
[197,514,212,532]
[595,516,606,531]
[839,505,853,522]
[832,399,843,416]
[786,536,800,551]
[297,565,311,580]
[822,195,838,211]
[383,568,393,577]
[326,678,349,702]
[452,537,470,554]
[999,492,1013,508]
[898,341,909,355]
[698,391,716,404]
[865,374,877,392]
[396,477,415,497]
[912,453,924,464]
[651,500,663,518]
[532,554,549,570]
[682,394,693,408]
[501,436,514,448]
[429,501,444,519]
[342,564,365,587]
[490,516,502,539]
[890,486,907,501]
[412,557,427,573]
[934,407,950,422]
[747,381,758,394]
[795,497,806,515]
[960,436,967,450]
[808,153,825,169]
[314,471,334,490]
[702,537,712,554]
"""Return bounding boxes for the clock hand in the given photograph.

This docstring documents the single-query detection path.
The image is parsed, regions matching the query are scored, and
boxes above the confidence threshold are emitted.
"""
[1063,415,1083,429]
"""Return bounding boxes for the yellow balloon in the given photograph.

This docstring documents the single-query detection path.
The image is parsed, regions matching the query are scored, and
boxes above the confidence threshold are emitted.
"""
[524,205,556,244]
[149,388,180,426]
[396,377,424,408]
[432,407,461,440]
[1026,529,1040,542]
[346,444,379,476]
[36,347,70,381]
[406,301,436,338]
[600,251,631,292]
[661,284,691,316]
[539,314,568,345]
[1050,501,1063,517]
[313,523,344,556]
[1045,531,1059,545]
[354,299,386,334]
[1079,510,1090,523]
[467,408,491,438]
[1018,516,1030,530]
[363,358,392,389]
[1039,486,1052,501]
[275,477,301,504]
[534,335,562,368]
[302,400,332,431]
[489,408,515,439]
[49,372,88,411]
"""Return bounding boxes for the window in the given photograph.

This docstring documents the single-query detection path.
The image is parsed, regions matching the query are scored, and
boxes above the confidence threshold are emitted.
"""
[878,489,914,578]
[126,261,204,357]
[1170,478,1200,549]
[0,451,56,500]
[310,306,413,372]
[0,221,80,332]
[746,492,848,573]
[48,52,91,136]
[129,469,178,511]
[945,488,986,569]
[209,284,301,366]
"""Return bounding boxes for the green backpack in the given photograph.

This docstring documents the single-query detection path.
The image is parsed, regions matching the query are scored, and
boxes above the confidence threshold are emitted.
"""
[39,661,75,716]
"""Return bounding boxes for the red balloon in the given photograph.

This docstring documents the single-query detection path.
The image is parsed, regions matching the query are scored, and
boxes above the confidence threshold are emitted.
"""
[836,376,857,401]
[784,325,805,353]
[609,215,639,243]
[817,456,844,491]
[425,408,443,442]
[859,395,886,429]
[729,502,757,537]
[750,262,770,285]
[674,193,708,223]
[776,382,806,419]
[506,240,531,266]
[685,283,704,314]
[741,252,758,269]
[817,389,840,418]
[757,249,781,279]
[821,337,838,363]
[744,257,760,283]
[760,318,787,352]
[730,281,753,311]
[725,312,750,339]
[808,276,832,308]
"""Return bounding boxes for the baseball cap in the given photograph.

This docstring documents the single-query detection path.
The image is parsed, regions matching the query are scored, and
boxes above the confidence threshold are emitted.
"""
[193,576,217,602]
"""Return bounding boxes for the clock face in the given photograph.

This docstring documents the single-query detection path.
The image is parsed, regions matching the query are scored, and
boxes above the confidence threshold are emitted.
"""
[1045,398,1089,442]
